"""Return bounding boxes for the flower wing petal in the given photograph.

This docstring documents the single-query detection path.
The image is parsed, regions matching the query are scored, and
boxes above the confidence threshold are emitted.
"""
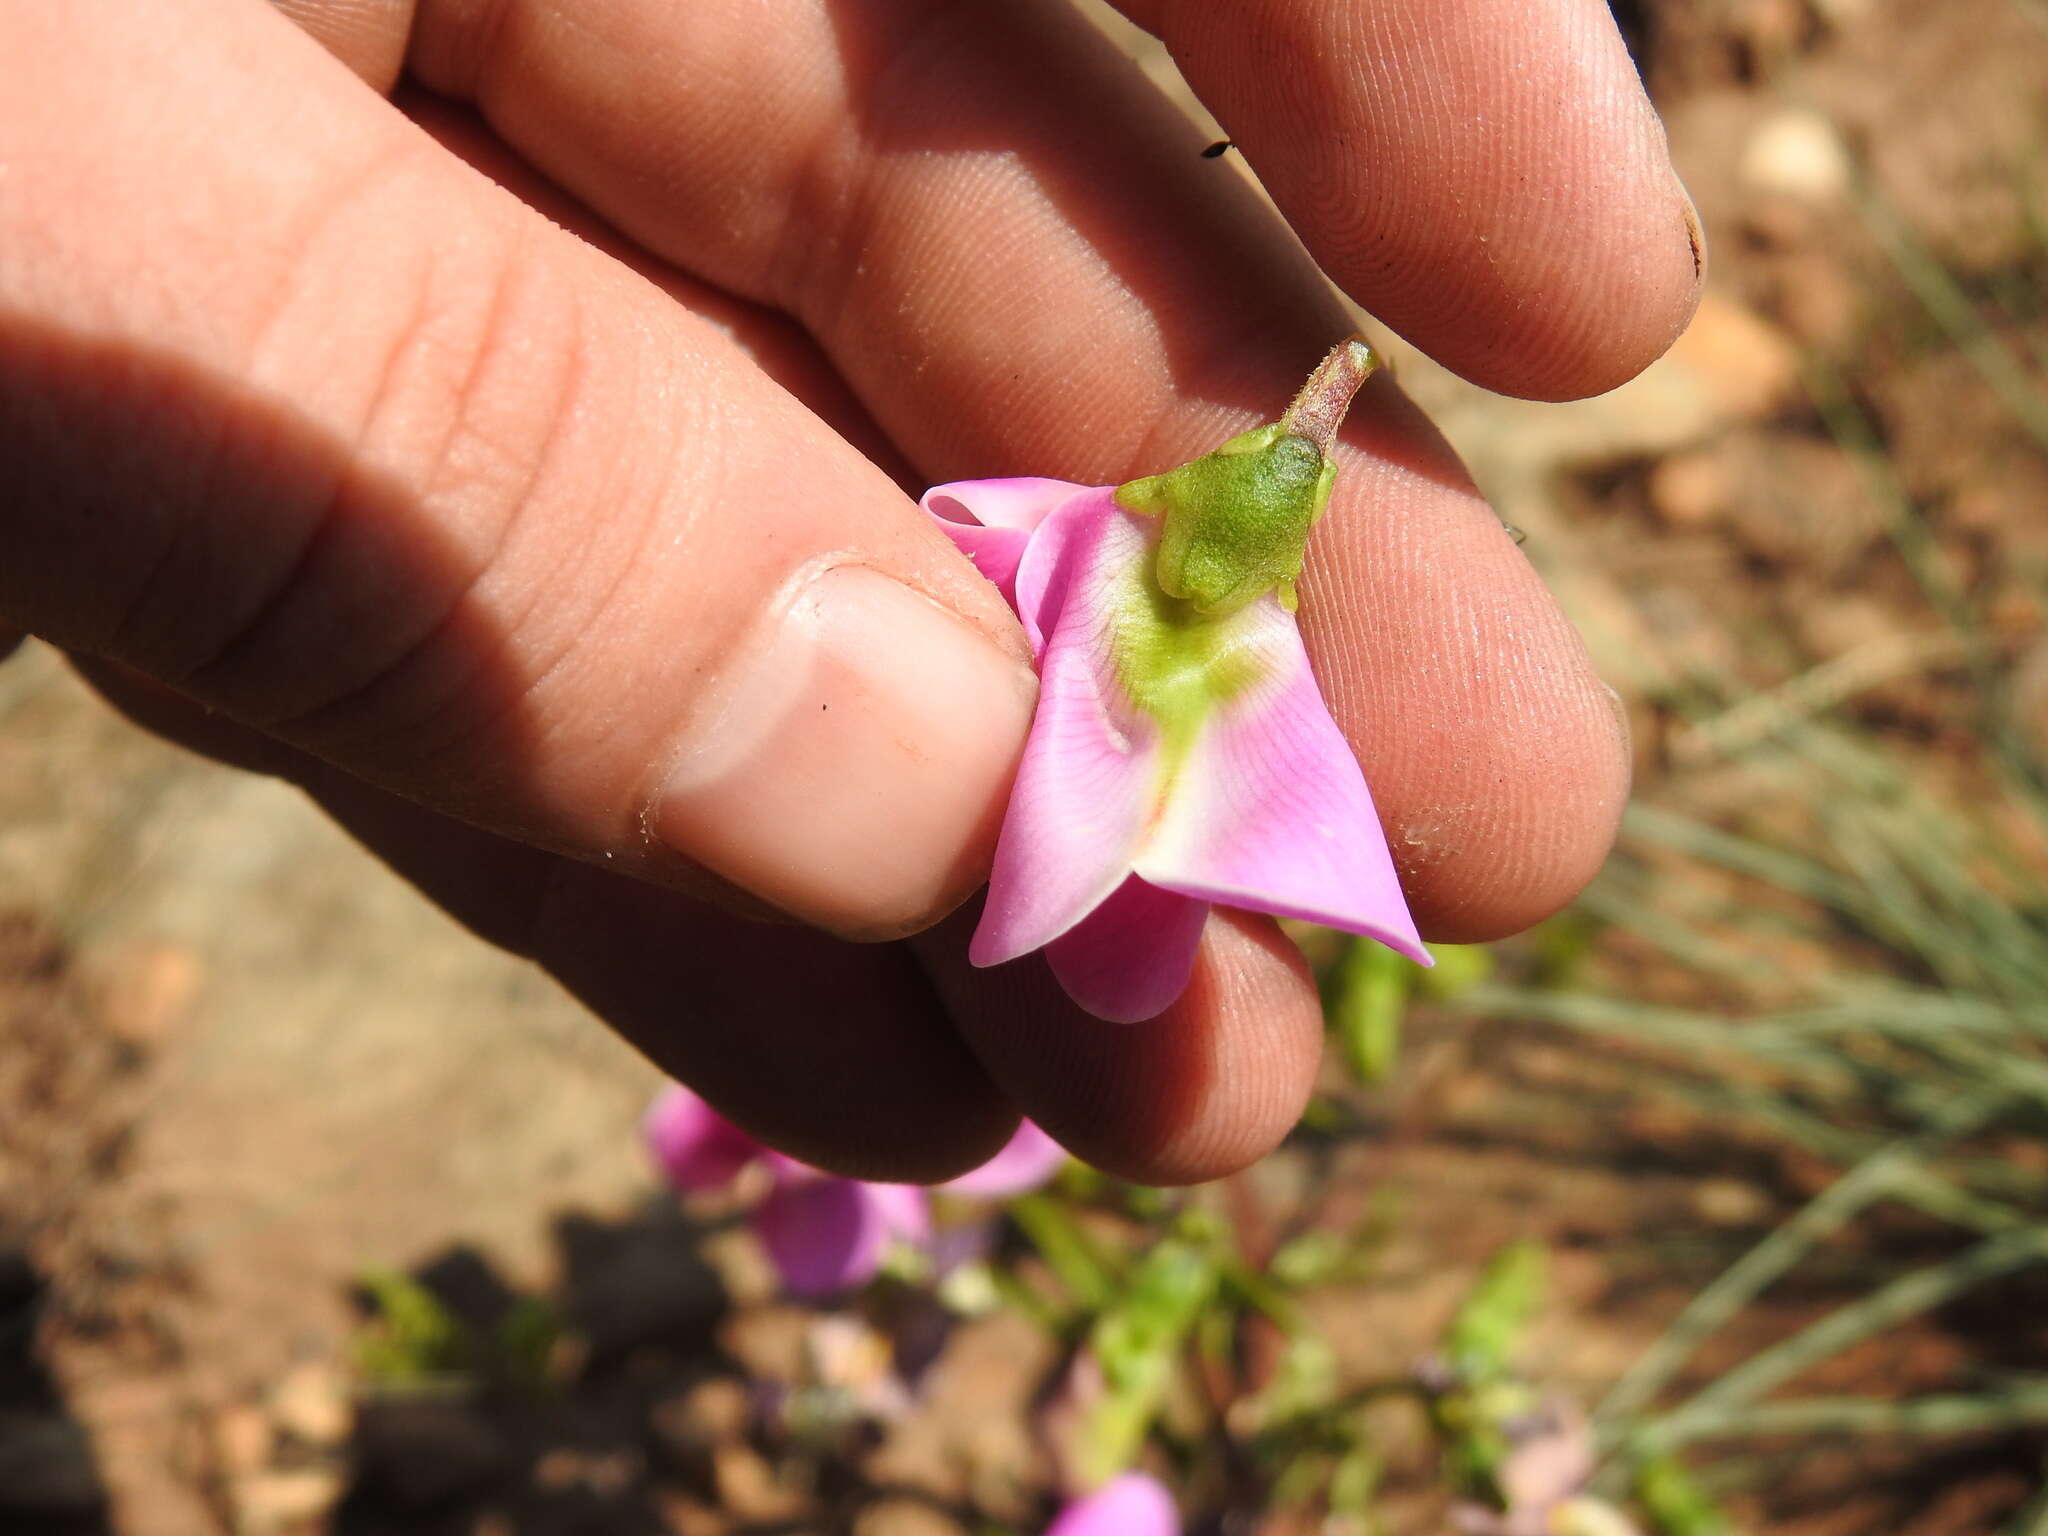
[1134,603,1430,965]
[970,499,1164,966]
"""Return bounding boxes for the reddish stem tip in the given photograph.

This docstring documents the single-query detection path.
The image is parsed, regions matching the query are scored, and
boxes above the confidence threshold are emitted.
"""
[1279,338,1380,458]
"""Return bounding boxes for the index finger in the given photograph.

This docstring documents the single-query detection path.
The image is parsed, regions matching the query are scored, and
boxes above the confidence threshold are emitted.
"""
[1111,0,1704,400]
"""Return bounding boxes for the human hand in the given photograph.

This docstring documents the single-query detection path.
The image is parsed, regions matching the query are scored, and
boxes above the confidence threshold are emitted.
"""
[0,0,1696,1184]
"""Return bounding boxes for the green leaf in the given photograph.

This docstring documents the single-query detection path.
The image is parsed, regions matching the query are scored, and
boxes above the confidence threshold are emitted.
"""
[352,1269,469,1386]
[1634,1455,1735,1536]
[1328,1443,1384,1520]
[1416,942,1494,1001]
[1076,1240,1219,1485]
[1444,1241,1546,1383]
[1330,936,1413,1085]
[1007,1192,1118,1311]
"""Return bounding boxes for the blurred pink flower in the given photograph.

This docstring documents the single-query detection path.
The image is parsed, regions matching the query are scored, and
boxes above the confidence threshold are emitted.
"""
[642,1084,763,1192]
[934,1117,1068,1199]
[923,477,1426,1022]
[643,1085,1065,1296]
[753,1161,932,1296]
[1044,1472,1180,1536]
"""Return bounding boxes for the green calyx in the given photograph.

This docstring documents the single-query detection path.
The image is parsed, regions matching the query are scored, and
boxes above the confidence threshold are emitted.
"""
[1112,339,1379,617]
[1114,425,1333,616]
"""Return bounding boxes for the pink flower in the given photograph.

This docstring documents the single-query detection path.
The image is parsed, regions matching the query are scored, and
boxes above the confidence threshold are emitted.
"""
[932,1117,1068,1199]
[921,475,1427,1022]
[643,1086,1066,1296]
[1044,1473,1181,1536]
[642,1084,765,1192]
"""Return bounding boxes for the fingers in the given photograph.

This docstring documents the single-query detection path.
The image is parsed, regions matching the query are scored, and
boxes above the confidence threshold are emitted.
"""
[81,646,1319,1188]
[0,0,1036,941]
[1294,376,1634,942]
[1114,0,1704,399]
[396,0,1628,940]
[80,642,1323,1186]
[325,793,1025,1182]
[269,0,416,91]
[71,653,1018,1182]
[912,905,1326,1186]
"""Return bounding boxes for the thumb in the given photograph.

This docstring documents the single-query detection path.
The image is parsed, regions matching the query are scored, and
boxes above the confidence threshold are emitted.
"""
[0,0,1035,938]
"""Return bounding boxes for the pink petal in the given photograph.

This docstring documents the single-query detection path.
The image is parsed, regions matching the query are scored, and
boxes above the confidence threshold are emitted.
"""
[970,498,1165,966]
[1134,599,1430,966]
[753,1176,930,1297]
[939,1119,1071,1198]
[1008,487,1113,656]
[1044,876,1209,1024]
[921,478,1088,612]
[1045,1473,1181,1536]
[643,1084,763,1193]
[923,477,1085,532]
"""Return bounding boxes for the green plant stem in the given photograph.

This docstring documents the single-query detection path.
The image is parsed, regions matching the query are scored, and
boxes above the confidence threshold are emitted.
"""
[1596,1093,2006,1435]
[1641,1382,2048,1450]
[2004,1455,2048,1536]
[1007,1193,1117,1311]
[1640,1227,2048,1454]
[1850,182,2048,460]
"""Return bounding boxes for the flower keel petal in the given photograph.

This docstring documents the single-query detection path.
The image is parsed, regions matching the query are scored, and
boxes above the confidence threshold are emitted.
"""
[1044,876,1209,1024]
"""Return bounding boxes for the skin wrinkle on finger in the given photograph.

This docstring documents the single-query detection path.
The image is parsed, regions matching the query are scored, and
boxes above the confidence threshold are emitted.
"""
[60,88,909,939]
[395,0,1629,941]
[397,90,922,488]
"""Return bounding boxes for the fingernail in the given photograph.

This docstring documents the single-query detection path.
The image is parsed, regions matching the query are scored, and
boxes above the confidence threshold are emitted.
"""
[650,567,1037,939]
